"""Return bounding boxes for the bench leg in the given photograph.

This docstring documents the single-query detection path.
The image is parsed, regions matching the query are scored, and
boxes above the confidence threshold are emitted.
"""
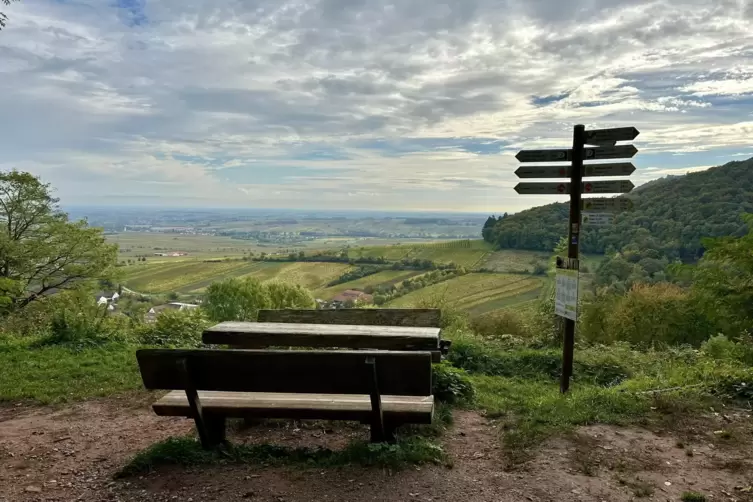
[205,415,226,448]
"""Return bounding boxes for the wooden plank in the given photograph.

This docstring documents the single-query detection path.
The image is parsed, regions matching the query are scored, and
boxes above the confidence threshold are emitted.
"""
[203,322,440,351]
[137,349,432,396]
[257,309,441,327]
[152,391,434,424]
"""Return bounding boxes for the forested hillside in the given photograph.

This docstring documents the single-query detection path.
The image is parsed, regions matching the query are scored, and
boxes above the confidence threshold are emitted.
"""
[483,157,753,261]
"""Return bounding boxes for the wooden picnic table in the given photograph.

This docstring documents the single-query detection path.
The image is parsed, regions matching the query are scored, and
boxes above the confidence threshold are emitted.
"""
[203,321,441,352]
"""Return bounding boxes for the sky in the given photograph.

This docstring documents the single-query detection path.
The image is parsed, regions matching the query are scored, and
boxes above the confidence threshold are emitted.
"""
[1,0,752,213]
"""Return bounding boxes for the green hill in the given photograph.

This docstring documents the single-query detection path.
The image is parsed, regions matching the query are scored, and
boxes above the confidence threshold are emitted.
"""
[483,157,753,261]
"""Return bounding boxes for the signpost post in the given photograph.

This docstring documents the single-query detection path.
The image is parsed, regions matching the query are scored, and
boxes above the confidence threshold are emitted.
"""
[514,124,639,393]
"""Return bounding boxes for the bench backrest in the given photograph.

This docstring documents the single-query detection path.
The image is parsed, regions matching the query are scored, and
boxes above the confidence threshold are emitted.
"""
[257,308,441,328]
[137,348,432,396]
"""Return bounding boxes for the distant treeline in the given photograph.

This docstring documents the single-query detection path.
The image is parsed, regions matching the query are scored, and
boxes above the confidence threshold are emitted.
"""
[254,252,459,271]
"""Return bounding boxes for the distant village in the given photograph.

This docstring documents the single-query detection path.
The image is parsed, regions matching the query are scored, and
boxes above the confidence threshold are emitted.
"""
[96,285,374,322]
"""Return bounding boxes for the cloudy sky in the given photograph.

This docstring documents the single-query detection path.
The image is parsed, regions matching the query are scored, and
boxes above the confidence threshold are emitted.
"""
[1,0,752,213]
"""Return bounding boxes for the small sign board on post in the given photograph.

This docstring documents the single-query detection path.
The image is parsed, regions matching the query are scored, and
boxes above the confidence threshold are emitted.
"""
[555,258,579,321]
[582,212,614,226]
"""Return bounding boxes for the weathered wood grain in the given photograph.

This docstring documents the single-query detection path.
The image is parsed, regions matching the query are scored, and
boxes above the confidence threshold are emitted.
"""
[203,322,440,351]
[137,349,432,396]
[257,308,441,327]
[152,391,434,424]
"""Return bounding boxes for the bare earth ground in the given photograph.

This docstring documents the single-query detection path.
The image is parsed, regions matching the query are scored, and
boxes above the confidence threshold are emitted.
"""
[1,397,751,502]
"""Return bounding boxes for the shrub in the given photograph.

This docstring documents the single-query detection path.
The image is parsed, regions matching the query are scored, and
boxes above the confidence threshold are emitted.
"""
[580,283,716,348]
[37,291,129,348]
[432,362,475,404]
[138,309,209,347]
[701,334,753,365]
[471,310,531,340]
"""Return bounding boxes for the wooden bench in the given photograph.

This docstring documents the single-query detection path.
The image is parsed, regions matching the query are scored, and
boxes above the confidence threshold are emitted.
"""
[137,348,433,449]
[204,309,451,361]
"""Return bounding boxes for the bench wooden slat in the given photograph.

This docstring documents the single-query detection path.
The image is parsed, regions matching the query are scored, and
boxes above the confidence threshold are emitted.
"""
[257,308,441,327]
[137,349,432,396]
[203,322,440,351]
[152,391,434,424]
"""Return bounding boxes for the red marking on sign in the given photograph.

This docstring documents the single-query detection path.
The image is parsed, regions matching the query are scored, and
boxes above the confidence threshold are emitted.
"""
[585,183,593,192]
[559,168,567,176]
[557,184,566,193]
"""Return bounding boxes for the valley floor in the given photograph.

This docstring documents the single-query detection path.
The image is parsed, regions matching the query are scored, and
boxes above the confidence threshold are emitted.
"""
[1,397,751,502]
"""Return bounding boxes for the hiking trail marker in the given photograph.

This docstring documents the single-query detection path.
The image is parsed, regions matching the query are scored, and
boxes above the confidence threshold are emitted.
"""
[514,125,639,393]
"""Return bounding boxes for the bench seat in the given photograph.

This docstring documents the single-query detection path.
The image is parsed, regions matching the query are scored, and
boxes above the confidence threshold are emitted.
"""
[153,391,434,424]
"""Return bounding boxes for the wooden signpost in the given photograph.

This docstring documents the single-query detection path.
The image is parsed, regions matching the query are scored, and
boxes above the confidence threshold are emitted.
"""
[514,125,639,393]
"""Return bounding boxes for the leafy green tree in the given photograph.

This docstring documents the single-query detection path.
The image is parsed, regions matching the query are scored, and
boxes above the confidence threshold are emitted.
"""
[0,171,118,312]
[690,213,753,333]
[203,278,269,322]
[1,0,20,31]
[265,281,315,310]
[202,277,315,322]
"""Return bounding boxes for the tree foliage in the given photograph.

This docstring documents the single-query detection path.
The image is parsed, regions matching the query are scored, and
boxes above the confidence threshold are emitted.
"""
[0,171,118,312]
[203,277,315,322]
[483,157,753,261]
[1,0,20,31]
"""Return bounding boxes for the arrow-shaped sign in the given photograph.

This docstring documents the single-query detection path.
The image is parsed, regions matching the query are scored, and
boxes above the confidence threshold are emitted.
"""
[516,162,635,179]
[585,127,639,145]
[583,144,638,160]
[516,144,638,163]
[581,197,634,212]
[515,180,634,195]
[514,182,571,195]
[515,149,569,163]
[582,212,614,226]
[583,180,634,194]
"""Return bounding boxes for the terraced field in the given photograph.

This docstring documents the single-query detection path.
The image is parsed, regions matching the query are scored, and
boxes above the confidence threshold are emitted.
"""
[386,273,543,314]
[347,239,493,268]
[479,249,550,273]
[123,260,351,294]
[314,270,422,300]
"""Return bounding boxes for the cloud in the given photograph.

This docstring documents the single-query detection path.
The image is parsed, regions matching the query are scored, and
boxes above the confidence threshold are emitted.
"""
[0,0,752,213]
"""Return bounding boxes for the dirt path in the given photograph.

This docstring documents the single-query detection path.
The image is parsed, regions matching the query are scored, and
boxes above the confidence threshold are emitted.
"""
[1,398,751,502]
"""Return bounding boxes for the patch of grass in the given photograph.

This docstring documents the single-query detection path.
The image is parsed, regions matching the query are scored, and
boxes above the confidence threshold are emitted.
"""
[448,339,631,386]
[680,492,707,502]
[617,477,654,498]
[117,435,447,477]
[0,341,142,404]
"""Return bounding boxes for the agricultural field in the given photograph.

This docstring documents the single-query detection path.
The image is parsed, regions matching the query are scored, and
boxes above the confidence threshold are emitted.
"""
[386,273,543,315]
[108,232,278,260]
[314,270,423,300]
[347,239,494,268]
[479,249,550,273]
[122,260,352,294]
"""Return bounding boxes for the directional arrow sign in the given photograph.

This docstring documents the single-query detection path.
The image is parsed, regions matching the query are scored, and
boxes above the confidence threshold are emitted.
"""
[584,162,635,177]
[516,180,634,195]
[583,144,638,160]
[582,212,614,227]
[515,149,569,163]
[584,127,639,145]
[583,180,634,194]
[581,197,634,212]
[515,165,571,178]
[516,162,635,178]
[514,182,571,195]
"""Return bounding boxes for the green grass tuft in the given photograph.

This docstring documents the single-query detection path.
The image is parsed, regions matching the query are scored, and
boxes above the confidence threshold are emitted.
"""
[680,492,707,502]
[117,436,447,477]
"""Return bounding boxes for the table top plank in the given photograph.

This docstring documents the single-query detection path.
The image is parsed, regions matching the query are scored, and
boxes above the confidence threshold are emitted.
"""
[203,322,440,350]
